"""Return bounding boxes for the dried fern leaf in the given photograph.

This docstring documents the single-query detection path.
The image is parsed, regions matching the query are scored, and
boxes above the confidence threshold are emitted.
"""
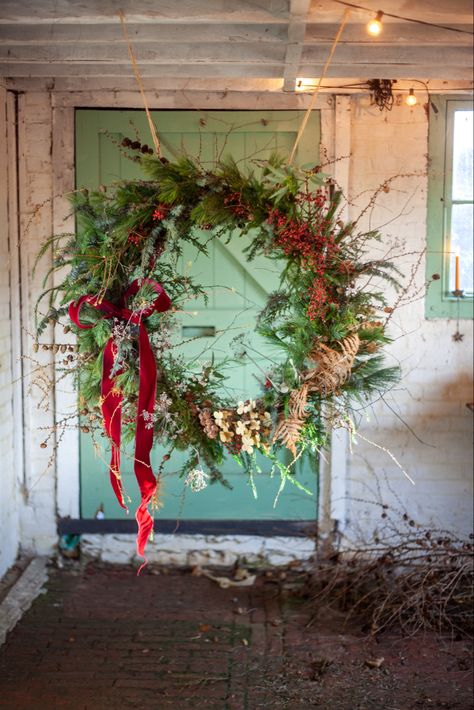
[272,416,305,457]
[306,333,360,395]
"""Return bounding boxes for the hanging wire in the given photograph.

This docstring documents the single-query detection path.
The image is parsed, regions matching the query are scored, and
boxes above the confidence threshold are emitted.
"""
[289,8,351,164]
[367,79,396,110]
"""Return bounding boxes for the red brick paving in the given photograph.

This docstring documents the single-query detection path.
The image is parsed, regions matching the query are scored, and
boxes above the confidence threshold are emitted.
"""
[0,562,472,709]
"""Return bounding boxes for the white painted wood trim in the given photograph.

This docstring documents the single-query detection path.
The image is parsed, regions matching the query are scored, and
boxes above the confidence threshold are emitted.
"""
[51,94,333,521]
[52,105,79,518]
[6,91,25,494]
[329,94,352,532]
[51,90,330,110]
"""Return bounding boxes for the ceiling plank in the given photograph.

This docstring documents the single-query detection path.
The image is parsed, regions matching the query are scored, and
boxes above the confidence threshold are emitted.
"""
[305,22,474,45]
[283,0,311,92]
[0,22,472,45]
[1,61,471,80]
[0,0,290,23]
[0,43,286,64]
[0,42,470,69]
[0,23,288,44]
[301,44,472,66]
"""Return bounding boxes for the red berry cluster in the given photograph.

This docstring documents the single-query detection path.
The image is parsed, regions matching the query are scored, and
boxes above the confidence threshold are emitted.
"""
[268,194,340,321]
[152,205,168,221]
[127,231,142,246]
[224,192,251,219]
[307,279,330,321]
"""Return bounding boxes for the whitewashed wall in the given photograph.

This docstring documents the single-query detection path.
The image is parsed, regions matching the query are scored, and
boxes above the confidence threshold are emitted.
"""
[0,88,472,572]
[0,83,20,577]
[344,97,473,541]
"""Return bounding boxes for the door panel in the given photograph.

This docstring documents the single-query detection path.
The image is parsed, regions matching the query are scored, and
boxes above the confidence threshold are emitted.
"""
[76,109,320,521]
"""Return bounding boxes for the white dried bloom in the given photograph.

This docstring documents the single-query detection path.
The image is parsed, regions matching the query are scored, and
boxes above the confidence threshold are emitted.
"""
[185,467,210,492]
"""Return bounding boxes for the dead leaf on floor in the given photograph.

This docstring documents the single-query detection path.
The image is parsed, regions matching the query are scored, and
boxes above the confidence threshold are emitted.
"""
[365,657,385,669]
[202,571,257,589]
[190,565,256,588]
[198,624,211,633]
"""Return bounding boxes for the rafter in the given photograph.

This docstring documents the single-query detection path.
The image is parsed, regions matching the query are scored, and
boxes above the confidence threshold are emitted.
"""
[283,0,311,92]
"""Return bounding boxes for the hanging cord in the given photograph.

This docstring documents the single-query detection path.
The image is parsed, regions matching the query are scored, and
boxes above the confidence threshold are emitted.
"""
[118,9,161,156]
[288,8,350,165]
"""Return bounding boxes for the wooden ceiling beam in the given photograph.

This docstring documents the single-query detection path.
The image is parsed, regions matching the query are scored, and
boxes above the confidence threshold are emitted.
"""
[1,61,471,80]
[0,43,470,69]
[283,0,311,92]
[5,75,472,95]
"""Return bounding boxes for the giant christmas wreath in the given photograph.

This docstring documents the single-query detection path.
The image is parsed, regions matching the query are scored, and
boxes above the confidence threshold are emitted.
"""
[36,142,400,560]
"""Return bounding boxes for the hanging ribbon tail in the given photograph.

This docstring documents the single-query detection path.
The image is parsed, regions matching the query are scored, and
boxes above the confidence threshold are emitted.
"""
[101,339,127,511]
[134,322,159,572]
[69,280,172,569]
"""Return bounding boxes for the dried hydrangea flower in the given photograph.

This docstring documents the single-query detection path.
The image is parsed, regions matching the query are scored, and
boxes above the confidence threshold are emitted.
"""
[185,467,209,492]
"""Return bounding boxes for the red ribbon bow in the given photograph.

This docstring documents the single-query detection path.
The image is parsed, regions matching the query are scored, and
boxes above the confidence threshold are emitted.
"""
[69,279,171,567]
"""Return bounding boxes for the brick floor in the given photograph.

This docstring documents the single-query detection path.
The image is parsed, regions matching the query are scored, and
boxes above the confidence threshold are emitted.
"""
[0,561,472,709]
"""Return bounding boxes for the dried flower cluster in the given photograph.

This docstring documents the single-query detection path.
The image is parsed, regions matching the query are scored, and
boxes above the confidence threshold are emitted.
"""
[204,400,272,455]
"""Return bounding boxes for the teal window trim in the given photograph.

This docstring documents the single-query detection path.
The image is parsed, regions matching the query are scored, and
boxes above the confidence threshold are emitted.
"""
[426,95,473,319]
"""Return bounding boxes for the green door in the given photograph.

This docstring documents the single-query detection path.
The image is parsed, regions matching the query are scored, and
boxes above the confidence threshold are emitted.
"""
[76,109,320,522]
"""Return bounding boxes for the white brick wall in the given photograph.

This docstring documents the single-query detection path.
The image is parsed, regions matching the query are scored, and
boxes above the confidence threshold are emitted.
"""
[0,84,19,578]
[344,98,473,541]
[1,90,472,572]
[17,92,57,556]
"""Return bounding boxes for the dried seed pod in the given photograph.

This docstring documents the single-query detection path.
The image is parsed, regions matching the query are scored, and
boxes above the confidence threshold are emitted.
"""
[63,325,71,334]
[60,344,67,353]
[32,343,39,353]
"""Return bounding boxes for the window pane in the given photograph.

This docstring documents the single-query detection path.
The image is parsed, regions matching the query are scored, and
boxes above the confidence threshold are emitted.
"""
[449,203,474,293]
[452,110,473,201]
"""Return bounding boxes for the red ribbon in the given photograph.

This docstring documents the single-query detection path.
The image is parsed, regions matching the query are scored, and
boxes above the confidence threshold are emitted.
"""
[69,279,171,567]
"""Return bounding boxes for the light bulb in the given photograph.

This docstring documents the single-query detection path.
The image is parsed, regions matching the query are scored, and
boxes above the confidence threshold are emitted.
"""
[406,88,417,107]
[367,10,383,36]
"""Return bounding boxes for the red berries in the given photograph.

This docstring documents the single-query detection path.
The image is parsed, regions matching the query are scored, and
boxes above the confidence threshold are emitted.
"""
[152,205,168,221]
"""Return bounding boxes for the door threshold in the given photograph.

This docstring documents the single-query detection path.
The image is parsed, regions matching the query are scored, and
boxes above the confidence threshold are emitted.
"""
[58,519,317,537]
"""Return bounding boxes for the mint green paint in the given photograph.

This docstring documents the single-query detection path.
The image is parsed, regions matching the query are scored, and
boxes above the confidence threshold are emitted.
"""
[426,96,473,319]
[76,109,320,521]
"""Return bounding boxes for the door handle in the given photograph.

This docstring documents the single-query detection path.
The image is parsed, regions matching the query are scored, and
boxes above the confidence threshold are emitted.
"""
[182,325,216,338]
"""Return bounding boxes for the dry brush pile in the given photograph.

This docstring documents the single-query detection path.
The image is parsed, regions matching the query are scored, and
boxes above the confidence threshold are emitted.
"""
[307,503,474,638]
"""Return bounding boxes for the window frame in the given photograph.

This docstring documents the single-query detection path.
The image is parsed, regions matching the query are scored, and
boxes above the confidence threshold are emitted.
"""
[426,95,474,319]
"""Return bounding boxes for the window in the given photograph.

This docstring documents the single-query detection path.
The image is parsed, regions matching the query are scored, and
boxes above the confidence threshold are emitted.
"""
[426,97,473,319]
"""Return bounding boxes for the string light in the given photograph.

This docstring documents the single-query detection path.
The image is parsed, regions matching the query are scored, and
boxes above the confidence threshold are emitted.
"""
[367,10,384,36]
[335,0,474,35]
[406,88,417,106]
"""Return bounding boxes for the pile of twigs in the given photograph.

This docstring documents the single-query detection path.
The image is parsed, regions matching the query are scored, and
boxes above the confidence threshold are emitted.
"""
[308,505,473,638]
